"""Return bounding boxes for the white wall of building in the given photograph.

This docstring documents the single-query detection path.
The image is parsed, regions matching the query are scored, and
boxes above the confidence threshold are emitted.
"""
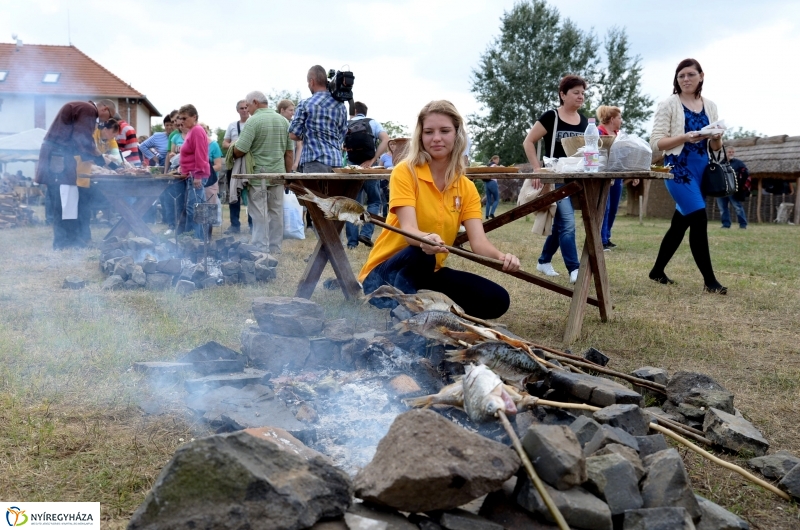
[136,104,151,136]
[0,94,35,135]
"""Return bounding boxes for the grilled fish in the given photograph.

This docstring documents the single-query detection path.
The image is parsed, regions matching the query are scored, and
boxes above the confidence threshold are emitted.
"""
[395,310,483,346]
[463,364,518,423]
[365,285,465,314]
[447,341,549,389]
[297,187,368,226]
[404,381,464,408]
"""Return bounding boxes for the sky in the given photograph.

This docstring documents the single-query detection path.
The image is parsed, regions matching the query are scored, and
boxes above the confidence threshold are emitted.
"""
[2,0,800,140]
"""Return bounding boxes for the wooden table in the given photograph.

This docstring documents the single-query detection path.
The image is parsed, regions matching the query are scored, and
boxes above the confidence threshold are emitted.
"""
[244,171,670,344]
[87,174,184,241]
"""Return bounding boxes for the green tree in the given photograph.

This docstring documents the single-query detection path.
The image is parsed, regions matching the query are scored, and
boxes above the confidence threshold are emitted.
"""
[268,89,303,107]
[382,120,410,139]
[727,127,765,139]
[592,27,654,136]
[469,0,599,164]
[215,127,225,146]
[152,123,164,133]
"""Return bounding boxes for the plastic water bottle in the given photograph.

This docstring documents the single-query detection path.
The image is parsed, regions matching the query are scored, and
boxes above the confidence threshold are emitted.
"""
[583,118,600,173]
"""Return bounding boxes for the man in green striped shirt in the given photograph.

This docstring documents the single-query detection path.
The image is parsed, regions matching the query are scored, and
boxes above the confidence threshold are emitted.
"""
[233,90,293,256]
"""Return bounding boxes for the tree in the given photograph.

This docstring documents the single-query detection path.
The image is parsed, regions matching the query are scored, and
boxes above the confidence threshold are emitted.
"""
[215,127,225,146]
[593,27,654,136]
[469,0,599,164]
[382,120,410,139]
[727,127,765,139]
[268,89,303,107]
[152,123,164,133]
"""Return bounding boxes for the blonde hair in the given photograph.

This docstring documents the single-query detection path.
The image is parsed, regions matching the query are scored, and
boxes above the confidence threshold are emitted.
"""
[406,100,468,190]
[596,105,621,125]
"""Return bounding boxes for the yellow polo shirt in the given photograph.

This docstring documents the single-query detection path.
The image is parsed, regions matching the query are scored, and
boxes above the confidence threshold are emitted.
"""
[75,130,121,187]
[358,160,482,283]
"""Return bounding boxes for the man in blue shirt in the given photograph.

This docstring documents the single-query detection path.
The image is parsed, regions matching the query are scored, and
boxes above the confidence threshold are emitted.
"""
[344,101,390,248]
[140,115,172,166]
[288,65,348,173]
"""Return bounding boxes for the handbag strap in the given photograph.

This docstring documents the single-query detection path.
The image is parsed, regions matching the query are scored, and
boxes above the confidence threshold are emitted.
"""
[550,109,559,158]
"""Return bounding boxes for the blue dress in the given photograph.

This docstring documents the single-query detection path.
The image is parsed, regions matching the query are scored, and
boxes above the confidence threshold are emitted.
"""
[664,106,709,215]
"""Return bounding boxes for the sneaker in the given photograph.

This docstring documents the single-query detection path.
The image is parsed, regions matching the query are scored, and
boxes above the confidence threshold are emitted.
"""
[606,241,617,248]
[739,225,747,229]
[224,226,240,234]
[536,262,560,277]
[721,226,730,229]
[163,229,174,236]
[347,244,357,250]
[603,243,612,252]
[358,235,374,248]
[569,269,579,284]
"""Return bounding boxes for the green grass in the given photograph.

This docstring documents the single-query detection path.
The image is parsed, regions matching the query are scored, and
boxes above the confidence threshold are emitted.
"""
[1,204,799,528]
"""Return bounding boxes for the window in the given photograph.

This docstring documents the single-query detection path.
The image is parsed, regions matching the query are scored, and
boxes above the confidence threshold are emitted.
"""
[0,71,8,82]
[42,73,60,83]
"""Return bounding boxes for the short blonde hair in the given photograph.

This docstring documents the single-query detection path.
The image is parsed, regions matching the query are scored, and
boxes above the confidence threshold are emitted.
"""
[277,99,295,114]
[405,100,468,190]
[596,105,621,125]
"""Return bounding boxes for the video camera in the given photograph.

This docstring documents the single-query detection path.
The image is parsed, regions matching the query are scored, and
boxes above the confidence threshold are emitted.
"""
[327,67,355,114]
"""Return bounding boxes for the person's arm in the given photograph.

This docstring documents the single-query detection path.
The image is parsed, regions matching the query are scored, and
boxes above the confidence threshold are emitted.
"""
[212,156,223,173]
[522,121,548,190]
[292,140,303,171]
[139,135,157,160]
[284,149,293,173]
[463,218,520,272]
[359,130,390,168]
[395,206,449,254]
[222,123,233,149]
[288,101,306,142]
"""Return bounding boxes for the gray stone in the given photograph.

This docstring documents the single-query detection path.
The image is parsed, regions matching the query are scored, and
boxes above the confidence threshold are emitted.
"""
[185,384,275,416]
[184,368,271,394]
[141,257,158,274]
[102,274,124,290]
[306,338,340,370]
[113,255,134,280]
[585,453,643,515]
[703,408,769,456]
[641,449,701,520]
[241,270,257,285]
[515,479,612,530]
[747,450,800,480]
[155,258,182,275]
[545,370,643,407]
[126,430,351,530]
[478,481,558,529]
[437,509,503,530]
[254,262,276,282]
[659,401,688,425]
[569,416,603,448]
[694,495,749,530]
[521,424,586,490]
[240,259,255,273]
[344,503,417,530]
[133,361,193,376]
[123,279,139,290]
[127,236,155,251]
[583,425,640,456]
[593,404,651,437]
[199,276,222,289]
[778,462,800,500]
[677,403,708,423]
[223,271,240,284]
[635,435,669,458]
[221,261,241,276]
[353,409,520,513]
[62,276,86,289]
[145,273,172,291]
[631,367,669,386]
[323,318,355,343]
[174,279,196,295]
[623,507,695,529]
[252,297,325,338]
[179,341,240,363]
[192,359,245,376]
[241,327,311,373]
[684,389,735,415]
[221,405,310,438]
[592,444,644,481]
[666,371,734,414]
[583,347,610,366]
[130,265,146,286]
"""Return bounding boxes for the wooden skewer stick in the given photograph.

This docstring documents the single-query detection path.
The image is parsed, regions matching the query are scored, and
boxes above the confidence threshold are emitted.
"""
[496,410,569,530]
[527,398,792,502]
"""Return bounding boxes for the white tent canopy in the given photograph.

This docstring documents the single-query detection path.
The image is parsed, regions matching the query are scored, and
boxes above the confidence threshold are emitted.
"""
[0,129,46,162]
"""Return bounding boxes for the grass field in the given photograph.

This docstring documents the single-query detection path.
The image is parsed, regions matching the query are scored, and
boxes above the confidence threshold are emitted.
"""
[1,203,798,528]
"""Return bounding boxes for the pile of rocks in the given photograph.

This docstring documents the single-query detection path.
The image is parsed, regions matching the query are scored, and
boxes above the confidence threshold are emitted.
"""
[98,236,277,292]
[0,192,37,228]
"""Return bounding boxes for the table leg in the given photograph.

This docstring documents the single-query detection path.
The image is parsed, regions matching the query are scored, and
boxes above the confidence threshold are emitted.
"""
[563,179,612,344]
[295,180,363,300]
[104,195,156,240]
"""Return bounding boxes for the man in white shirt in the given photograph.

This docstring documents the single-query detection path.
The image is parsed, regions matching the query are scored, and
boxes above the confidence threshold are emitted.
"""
[223,100,251,234]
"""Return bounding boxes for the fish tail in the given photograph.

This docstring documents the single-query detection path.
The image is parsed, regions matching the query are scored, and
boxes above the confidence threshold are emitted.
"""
[296,189,318,203]
[445,348,476,363]
[404,395,433,408]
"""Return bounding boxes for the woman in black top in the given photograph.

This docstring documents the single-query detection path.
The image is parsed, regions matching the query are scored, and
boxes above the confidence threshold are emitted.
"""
[522,75,589,283]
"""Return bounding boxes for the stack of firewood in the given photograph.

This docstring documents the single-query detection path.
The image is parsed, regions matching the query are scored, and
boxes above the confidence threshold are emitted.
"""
[0,193,35,228]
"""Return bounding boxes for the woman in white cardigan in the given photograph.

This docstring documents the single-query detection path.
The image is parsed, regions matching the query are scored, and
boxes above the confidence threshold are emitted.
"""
[648,58,727,294]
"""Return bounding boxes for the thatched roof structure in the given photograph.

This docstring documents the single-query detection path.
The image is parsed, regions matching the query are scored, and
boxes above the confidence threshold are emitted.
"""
[725,135,800,180]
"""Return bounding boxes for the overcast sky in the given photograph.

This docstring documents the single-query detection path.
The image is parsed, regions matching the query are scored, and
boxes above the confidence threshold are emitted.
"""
[3,0,800,140]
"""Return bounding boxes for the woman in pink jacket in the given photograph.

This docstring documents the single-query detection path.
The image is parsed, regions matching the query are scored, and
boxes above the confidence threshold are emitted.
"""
[178,104,210,239]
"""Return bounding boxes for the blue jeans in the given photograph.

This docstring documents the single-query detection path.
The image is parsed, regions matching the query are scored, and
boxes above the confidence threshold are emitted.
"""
[601,179,622,245]
[484,180,499,217]
[346,180,382,246]
[538,184,580,273]
[161,179,186,230]
[185,178,209,239]
[716,196,747,228]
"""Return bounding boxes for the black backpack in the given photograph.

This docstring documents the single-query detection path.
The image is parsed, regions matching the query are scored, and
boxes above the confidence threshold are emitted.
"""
[343,118,376,164]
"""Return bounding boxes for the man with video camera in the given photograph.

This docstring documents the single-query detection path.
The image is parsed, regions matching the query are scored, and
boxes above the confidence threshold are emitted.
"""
[288,65,349,174]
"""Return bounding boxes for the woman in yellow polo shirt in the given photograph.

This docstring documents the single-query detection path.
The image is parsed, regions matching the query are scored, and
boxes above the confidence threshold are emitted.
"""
[359,100,520,319]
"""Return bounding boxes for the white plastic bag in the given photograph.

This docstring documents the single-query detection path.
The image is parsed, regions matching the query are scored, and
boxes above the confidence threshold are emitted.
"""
[607,132,652,172]
[283,190,305,240]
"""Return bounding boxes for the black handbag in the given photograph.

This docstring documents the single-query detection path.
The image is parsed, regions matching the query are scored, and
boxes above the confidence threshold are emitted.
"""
[702,144,736,197]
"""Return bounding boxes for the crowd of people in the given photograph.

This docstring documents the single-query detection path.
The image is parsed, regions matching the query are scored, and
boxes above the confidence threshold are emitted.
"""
[35,57,752,316]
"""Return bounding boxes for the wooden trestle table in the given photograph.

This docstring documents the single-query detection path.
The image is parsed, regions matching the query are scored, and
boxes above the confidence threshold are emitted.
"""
[237,170,671,344]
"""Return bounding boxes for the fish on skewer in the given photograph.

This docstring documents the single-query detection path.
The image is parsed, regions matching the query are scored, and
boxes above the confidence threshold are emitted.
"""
[394,310,484,346]
[364,285,465,314]
[296,187,369,226]
[404,381,464,409]
[447,341,549,389]
[463,364,518,423]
